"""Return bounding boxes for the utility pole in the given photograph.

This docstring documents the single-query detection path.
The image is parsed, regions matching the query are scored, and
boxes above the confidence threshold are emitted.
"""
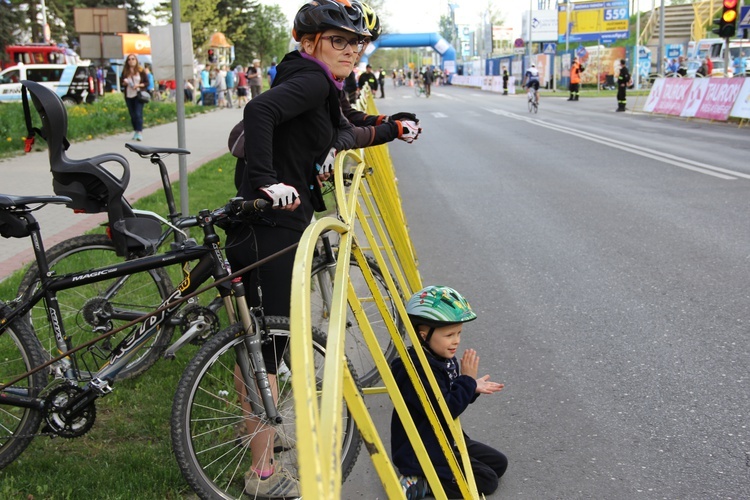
[657,0,665,76]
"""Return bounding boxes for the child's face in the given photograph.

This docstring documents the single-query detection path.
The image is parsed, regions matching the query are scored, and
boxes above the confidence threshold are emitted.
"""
[421,324,462,358]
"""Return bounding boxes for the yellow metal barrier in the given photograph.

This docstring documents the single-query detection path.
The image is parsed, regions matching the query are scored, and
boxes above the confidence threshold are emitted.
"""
[290,90,480,498]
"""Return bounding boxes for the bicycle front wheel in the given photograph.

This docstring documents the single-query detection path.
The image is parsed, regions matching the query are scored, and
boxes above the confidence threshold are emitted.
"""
[171,317,362,499]
[17,234,175,381]
[0,313,48,469]
[309,255,405,387]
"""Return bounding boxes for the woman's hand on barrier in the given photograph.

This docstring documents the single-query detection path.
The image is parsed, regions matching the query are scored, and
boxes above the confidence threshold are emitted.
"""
[259,183,300,211]
[316,147,337,182]
[396,120,421,144]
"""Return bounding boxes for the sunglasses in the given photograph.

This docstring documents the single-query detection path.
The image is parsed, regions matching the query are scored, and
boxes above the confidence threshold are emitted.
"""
[320,35,365,54]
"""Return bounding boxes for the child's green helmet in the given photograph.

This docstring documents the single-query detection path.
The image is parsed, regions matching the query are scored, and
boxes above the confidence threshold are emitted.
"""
[406,285,477,327]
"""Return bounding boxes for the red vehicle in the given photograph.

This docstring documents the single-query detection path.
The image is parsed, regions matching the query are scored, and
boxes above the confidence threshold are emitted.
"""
[3,44,81,69]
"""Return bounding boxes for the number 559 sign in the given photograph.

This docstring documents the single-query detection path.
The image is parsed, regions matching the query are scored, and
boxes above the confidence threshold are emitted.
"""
[558,0,630,43]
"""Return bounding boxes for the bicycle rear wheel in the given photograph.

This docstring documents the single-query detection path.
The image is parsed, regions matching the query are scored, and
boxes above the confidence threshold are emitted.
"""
[309,254,405,387]
[17,234,175,381]
[171,317,362,499]
[0,311,48,469]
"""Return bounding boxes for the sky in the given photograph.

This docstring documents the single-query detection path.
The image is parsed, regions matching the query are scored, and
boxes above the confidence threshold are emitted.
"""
[262,0,531,35]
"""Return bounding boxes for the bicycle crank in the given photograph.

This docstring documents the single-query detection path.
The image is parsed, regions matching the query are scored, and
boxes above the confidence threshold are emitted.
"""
[43,384,96,438]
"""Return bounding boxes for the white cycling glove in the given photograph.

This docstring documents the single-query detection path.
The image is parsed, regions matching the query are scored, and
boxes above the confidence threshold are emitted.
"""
[259,183,299,208]
[397,120,421,144]
[316,147,337,176]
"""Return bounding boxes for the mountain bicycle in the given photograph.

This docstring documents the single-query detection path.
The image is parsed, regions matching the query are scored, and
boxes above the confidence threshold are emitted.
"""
[527,86,538,113]
[0,194,362,496]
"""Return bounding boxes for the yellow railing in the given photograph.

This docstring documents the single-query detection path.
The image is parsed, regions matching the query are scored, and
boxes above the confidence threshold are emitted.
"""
[692,0,717,42]
[289,90,481,498]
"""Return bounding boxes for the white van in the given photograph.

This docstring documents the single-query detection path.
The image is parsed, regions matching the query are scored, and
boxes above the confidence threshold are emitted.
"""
[0,63,97,104]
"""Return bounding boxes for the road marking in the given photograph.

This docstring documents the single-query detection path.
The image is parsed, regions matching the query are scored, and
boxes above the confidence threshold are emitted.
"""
[487,109,746,181]
[432,112,448,118]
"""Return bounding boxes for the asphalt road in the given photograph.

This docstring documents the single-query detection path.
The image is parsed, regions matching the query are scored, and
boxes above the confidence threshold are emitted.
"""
[342,83,750,499]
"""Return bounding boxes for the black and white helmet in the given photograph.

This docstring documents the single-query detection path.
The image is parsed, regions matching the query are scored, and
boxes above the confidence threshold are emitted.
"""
[293,0,370,42]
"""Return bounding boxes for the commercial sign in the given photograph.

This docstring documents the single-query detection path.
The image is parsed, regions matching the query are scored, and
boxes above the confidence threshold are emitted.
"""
[522,10,559,43]
[644,77,748,122]
[558,0,630,43]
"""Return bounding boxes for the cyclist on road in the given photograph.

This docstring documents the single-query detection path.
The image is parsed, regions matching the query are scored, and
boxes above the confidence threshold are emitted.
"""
[523,64,540,104]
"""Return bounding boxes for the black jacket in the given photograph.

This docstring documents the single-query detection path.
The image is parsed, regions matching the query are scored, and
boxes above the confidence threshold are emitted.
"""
[358,70,378,91]
[338,91,400,147]
[390,346,479,479]
[238,50,355,231]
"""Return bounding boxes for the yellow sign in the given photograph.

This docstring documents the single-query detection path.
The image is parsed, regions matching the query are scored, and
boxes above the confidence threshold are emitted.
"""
[558,0,629,43]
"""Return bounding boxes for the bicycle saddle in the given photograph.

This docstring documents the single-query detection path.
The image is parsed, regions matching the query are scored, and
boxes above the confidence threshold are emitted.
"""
[0,194,72,239]
[125,143,191,158]
[21,81,161,256]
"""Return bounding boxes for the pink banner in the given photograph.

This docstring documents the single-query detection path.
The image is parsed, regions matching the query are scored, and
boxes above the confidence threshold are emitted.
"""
[653,79,694,116]
[694,79,745,121]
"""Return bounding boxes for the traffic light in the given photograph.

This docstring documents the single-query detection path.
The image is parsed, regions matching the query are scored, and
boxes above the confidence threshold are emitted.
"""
[207,49,216,64]
[712,0,738,38]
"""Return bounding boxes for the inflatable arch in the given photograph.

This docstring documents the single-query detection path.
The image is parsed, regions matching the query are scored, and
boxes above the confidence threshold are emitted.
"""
[360,33,456,69]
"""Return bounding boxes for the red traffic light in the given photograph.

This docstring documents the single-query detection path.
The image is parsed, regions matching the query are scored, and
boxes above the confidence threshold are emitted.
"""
[723,0,737,8]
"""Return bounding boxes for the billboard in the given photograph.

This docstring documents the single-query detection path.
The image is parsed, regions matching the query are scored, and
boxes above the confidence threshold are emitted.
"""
[521,10,558,43]
[558,0,629,43]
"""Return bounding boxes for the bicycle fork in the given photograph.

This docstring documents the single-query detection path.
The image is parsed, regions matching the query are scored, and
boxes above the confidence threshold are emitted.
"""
[231,278,281,424]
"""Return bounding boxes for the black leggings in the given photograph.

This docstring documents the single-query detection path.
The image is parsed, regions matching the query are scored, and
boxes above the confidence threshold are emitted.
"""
[224,223,302,373]
[441,439,508,498]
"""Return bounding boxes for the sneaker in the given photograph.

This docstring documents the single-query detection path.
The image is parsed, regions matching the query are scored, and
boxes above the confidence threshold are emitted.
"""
[244,466,300,498]
[132,132,138,140]
[400,475,429,500]
[135,132,143,141]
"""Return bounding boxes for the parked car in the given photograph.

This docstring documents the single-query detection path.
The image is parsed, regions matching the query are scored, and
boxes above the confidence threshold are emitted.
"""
[685,58,731,78]
[0,63,97,104]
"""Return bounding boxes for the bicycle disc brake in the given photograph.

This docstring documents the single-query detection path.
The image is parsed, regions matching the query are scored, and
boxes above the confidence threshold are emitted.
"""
[180,305,220,344]
[43,384,96,438]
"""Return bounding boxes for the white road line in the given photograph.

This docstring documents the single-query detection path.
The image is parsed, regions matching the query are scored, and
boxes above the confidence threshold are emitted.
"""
[487,109,744,180]
[432,112,448,118]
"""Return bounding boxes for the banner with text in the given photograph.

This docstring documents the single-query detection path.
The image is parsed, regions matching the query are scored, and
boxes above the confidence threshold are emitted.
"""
[644,78,749,121]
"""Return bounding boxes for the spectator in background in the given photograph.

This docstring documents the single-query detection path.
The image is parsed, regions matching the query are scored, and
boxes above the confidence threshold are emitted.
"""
[421,65,434,97]
[184,79,194,103]
[344,70,359,104]
[144,66,155,94]
[734,51,746,77]
[224,64,235,108]
[121,54,147,141]
[358,64,378,95]
[568,56,583,101]
[378,67,386,98]
[236,65,249,106]
[502,65,508,95]
[616,58,630,112]
[677,56,688,77]
[705,55,714,76]
[247,59,263,99]
[667,58,679,75]
[212,67,227,107]
[267,61,277,86]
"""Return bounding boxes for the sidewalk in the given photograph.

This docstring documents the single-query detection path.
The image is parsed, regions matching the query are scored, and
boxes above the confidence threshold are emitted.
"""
[0,105,244,281]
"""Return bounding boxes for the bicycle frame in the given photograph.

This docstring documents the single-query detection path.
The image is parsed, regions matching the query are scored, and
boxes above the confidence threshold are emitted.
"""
[2,209,231,386]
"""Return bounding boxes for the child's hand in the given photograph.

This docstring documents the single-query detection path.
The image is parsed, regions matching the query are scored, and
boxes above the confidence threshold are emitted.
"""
[461,349,479,379]
[475,375,504,395]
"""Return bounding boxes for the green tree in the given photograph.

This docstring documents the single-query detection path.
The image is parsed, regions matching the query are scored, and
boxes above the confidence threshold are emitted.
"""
[155,0,227,54]
[0,0,27,62]
[241,4,289,66]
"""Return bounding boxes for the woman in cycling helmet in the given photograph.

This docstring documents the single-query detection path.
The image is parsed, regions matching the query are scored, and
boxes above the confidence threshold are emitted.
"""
[390,285,508,499]
[227,1,369,496]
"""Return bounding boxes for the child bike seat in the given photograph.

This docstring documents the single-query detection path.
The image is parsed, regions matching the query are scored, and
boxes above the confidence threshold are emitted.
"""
[20,80,162,256]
